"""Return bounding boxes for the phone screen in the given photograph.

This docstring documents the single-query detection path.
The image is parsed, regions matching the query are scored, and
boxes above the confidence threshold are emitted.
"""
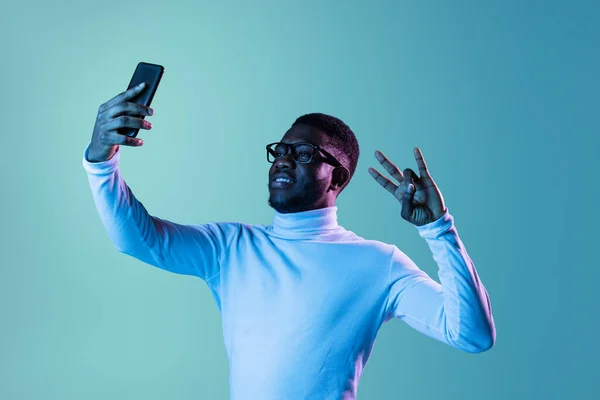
[119,62,164,138]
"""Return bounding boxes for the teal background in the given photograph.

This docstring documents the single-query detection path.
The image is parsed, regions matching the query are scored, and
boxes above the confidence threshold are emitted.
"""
[1,0,598,398]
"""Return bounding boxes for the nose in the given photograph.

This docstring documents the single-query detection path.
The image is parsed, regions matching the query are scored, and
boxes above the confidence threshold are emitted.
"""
[274,153,295,170]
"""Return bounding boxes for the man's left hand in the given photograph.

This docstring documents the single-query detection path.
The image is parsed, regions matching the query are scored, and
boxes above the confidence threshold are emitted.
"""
[368,147,447,226]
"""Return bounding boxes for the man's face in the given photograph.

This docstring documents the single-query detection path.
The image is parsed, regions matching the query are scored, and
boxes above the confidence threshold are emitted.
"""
[267,124,342,214]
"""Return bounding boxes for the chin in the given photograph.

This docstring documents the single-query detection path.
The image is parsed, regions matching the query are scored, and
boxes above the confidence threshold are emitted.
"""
[268,194,302,214]
[267,184,324,213]
[268,198,292,213]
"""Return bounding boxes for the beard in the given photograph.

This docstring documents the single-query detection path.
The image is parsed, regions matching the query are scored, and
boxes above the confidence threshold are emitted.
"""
[267,179,328,214]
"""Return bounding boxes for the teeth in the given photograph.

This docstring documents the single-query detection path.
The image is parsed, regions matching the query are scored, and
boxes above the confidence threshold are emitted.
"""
[275,178,292,183]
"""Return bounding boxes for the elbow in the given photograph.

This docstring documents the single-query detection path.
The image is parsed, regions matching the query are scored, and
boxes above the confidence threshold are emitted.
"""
[461,336,494,354]
[457,328,496,354]
[449,320,496,354]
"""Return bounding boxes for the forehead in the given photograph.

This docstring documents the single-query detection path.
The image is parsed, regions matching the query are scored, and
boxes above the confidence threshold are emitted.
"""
[280,123,329,146]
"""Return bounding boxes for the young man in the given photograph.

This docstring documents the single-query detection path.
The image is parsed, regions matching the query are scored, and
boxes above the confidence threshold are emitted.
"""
[83,83,495,399]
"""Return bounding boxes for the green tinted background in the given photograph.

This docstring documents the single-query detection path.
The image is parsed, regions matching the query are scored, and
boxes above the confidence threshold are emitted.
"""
[1,0,598,398]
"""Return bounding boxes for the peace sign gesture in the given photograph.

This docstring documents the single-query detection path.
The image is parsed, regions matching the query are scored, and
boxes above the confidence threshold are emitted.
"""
[368,147,447,226]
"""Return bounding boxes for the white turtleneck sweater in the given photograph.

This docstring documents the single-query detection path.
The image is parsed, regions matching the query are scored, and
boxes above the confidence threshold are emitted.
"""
[82,143,495,400]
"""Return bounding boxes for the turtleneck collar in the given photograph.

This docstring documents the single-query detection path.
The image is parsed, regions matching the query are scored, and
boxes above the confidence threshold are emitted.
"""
[267,206,340,239]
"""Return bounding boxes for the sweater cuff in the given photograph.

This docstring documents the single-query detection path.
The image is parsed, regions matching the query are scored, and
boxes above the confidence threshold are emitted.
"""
[82,142,120,175]
[415,208,454,239]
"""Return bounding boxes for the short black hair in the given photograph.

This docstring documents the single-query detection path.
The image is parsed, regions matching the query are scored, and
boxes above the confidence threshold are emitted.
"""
[291,112,360,192]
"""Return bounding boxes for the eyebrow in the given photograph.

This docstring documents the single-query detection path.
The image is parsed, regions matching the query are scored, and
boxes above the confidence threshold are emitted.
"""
[280,140,316,145]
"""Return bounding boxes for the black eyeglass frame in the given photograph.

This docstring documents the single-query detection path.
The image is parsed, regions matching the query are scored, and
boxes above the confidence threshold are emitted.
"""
[266,142,346,170]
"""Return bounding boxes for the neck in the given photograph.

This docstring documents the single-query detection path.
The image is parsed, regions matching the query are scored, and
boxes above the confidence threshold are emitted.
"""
[268,205,339,239]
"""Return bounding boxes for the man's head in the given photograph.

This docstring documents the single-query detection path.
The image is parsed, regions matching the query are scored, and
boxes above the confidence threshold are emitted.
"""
[267,113,360,214]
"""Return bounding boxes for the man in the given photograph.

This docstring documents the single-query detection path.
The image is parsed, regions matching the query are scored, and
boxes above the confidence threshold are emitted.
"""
[83,82,495,399]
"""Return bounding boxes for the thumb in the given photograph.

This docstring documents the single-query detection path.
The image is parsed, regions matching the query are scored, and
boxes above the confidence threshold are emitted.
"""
[400,181,415,221]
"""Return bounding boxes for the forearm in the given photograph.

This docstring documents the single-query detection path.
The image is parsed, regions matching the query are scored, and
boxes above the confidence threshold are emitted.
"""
[415,211,496,352]
[82,143,163,267]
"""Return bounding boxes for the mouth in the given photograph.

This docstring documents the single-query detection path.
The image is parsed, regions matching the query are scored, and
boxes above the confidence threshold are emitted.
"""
[271,181,296,189]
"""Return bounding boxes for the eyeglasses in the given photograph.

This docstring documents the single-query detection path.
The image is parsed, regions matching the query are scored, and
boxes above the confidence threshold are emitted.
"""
[266,142,345,169]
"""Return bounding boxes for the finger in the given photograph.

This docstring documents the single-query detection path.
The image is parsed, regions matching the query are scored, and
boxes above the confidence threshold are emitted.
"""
[101,115,152,133]
[414,147,432,179]
[403,168,418,182]
[107,101,154,119]
[400,182,415,221]
[368,167,398,195]
[98,82,147,114]
[103,130,145,146]
[374,150,404,182]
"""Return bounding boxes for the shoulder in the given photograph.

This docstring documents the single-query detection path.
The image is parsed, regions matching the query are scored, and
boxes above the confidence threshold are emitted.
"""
[334,227,399,262]
[183,221,244,244]
[342,231,418,272]
[204,221,269,238]
[344,229,396,254]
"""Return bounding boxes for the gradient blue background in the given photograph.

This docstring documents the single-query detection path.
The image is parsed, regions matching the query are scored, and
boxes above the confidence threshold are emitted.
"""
[1,0,598,398]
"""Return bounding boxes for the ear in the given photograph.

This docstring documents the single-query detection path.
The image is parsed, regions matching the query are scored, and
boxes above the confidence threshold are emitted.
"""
[330,167,350,191]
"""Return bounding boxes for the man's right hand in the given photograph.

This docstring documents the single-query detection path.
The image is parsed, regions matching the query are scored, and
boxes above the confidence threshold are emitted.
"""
[87,82,154,162]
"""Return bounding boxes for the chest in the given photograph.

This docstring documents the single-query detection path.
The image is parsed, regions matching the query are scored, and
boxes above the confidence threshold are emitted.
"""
[219,239,387,327]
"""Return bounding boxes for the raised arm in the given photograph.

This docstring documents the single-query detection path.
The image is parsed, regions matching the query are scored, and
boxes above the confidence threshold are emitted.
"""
[83,143,234,281]
[370,147,494,353]
[82,84,235,281]
[384,211,496,353]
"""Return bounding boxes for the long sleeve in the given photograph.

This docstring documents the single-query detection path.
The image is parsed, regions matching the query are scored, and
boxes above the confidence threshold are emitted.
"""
[384,209,496,353]
[81,142,236,281]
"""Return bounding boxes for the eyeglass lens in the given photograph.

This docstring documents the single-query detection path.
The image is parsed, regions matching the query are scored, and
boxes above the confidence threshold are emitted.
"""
[268,143,314,163]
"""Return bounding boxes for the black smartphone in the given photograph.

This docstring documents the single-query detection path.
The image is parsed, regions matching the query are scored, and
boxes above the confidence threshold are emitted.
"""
[118,62,164,138]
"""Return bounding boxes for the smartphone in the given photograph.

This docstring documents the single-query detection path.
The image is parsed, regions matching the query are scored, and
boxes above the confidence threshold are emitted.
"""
[118,62,164,138]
